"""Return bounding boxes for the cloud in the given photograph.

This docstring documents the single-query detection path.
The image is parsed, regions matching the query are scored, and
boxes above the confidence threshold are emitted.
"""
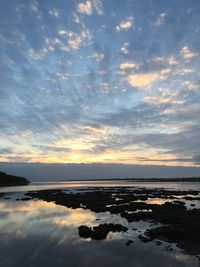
[77,1,92,15]
[101,82,109,90]
[127,72,162,88]
[35,145,71,153]
[29,48,47,60]
[143,90,182,105]
[58,30,66,35]
[72,12,81,23]
[30,1,39,12]
[90,52,104,62]
[182,81,199,92]
[77,0,103,15]
[135,155,200,165]
[119,62,137,70]
[153,56,179,66]
[45,36,69,52]
[92,0,103,15]
[57,28,92,50]
[49,9,59,17]
[67,29,92,49]
[56,72,69,81]
[121,42,129,54]
[116,17,134,31]
[1,162,200,181]
[0,148,13,154]
[167,56,179,65]
[154,13,166,26]
[181,46,199,61]
[193,155,200,165]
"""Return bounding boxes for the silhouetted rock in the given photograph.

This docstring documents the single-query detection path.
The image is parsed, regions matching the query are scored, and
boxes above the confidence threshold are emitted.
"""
[20,197,32,201]
[125,240,133,246]
[78,223,128,240]
[138,235,152,243]
[0,193,5,198]
[145,210,200,255]
[155,240,162,246]
[78,226,92,238]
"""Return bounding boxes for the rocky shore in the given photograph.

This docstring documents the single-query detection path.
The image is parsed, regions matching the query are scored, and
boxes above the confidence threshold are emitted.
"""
[25,186,200,256]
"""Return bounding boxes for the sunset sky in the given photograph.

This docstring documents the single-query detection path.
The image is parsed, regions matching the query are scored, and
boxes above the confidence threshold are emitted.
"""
[0,0,200,169]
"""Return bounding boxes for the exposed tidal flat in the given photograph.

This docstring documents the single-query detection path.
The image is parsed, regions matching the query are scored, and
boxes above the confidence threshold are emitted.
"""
[1,181,200,267]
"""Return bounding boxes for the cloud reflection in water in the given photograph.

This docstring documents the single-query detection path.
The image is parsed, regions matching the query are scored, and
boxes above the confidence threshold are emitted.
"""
[0,198,198,267]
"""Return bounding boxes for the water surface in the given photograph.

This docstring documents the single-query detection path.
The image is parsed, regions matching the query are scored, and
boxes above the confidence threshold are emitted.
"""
[0,181,199,267]
[1,180,200,193]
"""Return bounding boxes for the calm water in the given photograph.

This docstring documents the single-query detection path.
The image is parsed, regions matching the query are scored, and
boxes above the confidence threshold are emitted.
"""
[0,181,200,267]
[1,180,200,193]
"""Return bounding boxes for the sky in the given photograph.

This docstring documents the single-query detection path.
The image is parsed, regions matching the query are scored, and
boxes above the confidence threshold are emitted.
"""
[0,0,200,178]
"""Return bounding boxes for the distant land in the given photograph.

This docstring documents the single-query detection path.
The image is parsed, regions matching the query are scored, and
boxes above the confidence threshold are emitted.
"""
[0,171,30,187]
[60,177,200,182]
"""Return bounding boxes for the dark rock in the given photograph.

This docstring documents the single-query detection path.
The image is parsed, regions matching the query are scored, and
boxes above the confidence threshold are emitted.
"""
[166,245,173,252]
[0,193,5,198]
[25,187,200,255]
[78,226,92,238]
[145,216,200,255]
[20,197,32,201]
[78,223,128,240]
[138,235,152,243]
[125,240,133,246]
[155,240,162,246]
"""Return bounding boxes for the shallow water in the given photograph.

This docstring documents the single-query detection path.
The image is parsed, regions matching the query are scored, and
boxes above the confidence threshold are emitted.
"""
[1,180,200,193]
[0,182,200,267]
[0,197,198,267]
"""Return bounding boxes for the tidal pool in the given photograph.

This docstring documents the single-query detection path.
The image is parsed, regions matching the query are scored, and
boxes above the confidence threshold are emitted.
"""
[0,185,199,267]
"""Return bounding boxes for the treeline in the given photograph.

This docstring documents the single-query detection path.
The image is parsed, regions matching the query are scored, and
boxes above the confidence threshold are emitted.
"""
[0,171,30,187]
